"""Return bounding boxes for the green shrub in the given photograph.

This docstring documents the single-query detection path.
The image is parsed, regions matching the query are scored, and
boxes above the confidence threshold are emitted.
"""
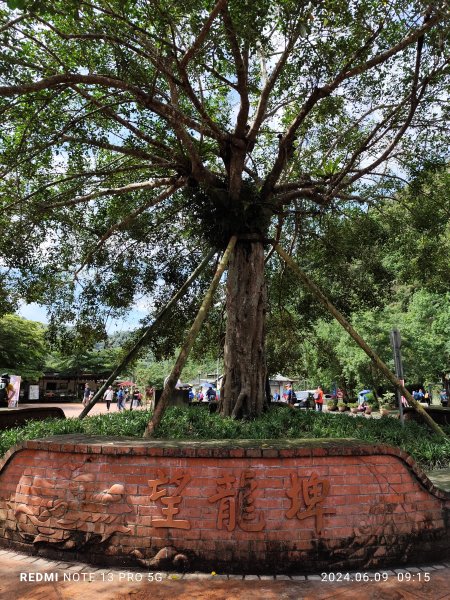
[0,407,449,471]
[381,391,397,409]
[365,392,376,406]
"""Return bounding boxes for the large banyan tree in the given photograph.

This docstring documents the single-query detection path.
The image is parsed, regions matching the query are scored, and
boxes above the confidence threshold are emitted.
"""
[0,0,449,419]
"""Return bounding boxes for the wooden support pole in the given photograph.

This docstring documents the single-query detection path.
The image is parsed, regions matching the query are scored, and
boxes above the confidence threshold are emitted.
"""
[274,243,447,438]
[143,236,237,438]
[78,248,216,419]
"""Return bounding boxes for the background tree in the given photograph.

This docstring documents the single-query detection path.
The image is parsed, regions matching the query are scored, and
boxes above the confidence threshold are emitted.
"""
[0,1,449,418]
[46,345,122,376]
[302,289,450,394]
[0,314,48,378]
[291,165,450,393]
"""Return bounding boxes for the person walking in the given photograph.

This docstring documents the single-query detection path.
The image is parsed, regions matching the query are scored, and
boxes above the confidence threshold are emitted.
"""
[206,386,216,402]
[286,384,293,406]
[116,386,126,411]
[82,383,91,407]
[314,385,324,412]
[130,388,142,411]
[103,386,114,411]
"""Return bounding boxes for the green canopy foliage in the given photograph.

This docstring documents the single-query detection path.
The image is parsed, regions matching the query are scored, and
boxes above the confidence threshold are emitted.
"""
[301,289,450,392]
[268,166,450,391]
[0,0,449,372]
[46,345,122,376]
[0,313,48,378]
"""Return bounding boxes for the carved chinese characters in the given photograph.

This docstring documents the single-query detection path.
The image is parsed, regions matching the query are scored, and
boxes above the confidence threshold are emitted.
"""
[208,470,265,531]
[147,468,334,536]
[148,470,191,529]
[286,472,336,535]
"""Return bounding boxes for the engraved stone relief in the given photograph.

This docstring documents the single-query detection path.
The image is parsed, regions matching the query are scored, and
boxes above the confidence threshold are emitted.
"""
[11,462,132,549]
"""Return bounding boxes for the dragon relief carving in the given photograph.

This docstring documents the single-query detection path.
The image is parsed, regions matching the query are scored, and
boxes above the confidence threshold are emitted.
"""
[10,463,132,550]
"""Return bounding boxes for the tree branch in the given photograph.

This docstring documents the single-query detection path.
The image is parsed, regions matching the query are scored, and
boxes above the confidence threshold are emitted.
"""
[0,14,29,33]
[327,15,432,198]
[260,9,443,200]
[74,179,186,278]
[167,80,219,186]
[220,5,249,136]
[69,84,176,156]
[0,73,221,140]
[60,135,161,161]
[3,162,150,211]
[43,177,178,209]
[248,31,300,144]
[180,0,227,68]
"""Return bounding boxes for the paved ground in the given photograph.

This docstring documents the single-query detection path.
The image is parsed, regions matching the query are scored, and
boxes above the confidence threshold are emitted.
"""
[1,549,449,600]
[426,467,450,492]
[15,401,148,418]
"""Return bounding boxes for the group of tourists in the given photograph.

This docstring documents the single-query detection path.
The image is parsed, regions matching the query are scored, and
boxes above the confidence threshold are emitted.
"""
[82,383,144,411]
[107,385,143,411]
[411,388,432,405]
[410,388,448,407]
[189,386,217,402]
[274,384,325,411]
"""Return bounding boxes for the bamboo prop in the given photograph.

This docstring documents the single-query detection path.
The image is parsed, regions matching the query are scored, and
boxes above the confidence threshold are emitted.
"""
[274,243,447,438]
[143,236,238,438]
[78,247,217,419]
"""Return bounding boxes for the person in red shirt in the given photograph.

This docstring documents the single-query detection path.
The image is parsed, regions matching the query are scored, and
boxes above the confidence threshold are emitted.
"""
[314,385,324,412]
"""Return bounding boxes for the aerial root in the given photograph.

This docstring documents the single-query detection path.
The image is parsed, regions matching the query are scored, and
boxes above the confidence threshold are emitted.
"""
[231,385,250,419]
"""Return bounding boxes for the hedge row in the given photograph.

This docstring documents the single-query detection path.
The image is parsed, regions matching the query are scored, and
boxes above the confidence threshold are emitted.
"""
[0,406,449,471]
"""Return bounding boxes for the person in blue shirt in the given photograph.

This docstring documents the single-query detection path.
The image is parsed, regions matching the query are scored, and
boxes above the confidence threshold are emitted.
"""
[286,385,293,405]
[116,387,126,411]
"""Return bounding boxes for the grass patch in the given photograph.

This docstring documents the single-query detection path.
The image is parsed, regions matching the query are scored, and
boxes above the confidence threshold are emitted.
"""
[0,407,449,471]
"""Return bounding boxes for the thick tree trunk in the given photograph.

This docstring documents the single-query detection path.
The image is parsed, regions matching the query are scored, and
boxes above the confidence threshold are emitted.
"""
[221,239,268,418]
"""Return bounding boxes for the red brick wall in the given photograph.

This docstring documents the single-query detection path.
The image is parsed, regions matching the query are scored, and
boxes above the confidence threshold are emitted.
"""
[0,436,449,573]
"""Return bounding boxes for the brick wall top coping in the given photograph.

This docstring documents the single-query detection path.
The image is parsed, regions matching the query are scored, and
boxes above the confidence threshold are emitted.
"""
[1,435,449,500]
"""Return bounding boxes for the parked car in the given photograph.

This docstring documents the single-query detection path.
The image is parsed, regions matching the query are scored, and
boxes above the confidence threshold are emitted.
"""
[294,390,315,401]
[293,390,315,409]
